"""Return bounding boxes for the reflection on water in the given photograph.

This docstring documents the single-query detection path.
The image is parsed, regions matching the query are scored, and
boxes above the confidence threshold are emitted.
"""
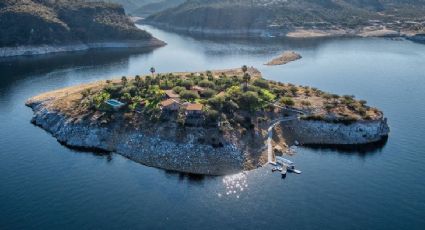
[220,172,248,198]
[304,135,389,155]
[163,170,208,184]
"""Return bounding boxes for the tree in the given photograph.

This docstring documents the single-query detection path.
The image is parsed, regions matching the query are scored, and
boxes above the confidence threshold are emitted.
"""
[145,75,152,89]
[150,67,156,78]
[242,73,251,91]
[238,91,261,112]
[242,65,248,74]
[134,75,142,88]
[121,76,128,86]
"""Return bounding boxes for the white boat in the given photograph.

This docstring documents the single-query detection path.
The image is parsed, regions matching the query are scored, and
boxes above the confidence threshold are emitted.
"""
[276,156,294,168]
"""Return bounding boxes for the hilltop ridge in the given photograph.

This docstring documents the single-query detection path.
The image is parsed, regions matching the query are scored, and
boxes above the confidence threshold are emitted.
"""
[144,0,425,38]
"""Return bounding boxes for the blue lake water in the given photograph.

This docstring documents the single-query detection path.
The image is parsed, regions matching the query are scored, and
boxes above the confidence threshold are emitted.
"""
[0,25,424,229]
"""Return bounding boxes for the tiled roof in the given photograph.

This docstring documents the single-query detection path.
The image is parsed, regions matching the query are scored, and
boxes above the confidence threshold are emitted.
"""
[186,103,203,111]
[164,90,180,98]
[216,91,226,97]
[160,99,179,107]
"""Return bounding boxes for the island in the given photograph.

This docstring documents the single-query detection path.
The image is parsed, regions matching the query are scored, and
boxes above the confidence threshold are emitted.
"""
[265,51,302,66]
[0,0,165,57]
[26,67,389,175]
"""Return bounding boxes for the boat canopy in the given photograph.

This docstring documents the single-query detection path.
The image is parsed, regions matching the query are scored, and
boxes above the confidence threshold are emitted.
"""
[276,156,294,165]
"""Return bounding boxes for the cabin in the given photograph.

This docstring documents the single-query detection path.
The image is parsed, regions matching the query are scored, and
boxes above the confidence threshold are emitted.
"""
[164,90,180,99]
[191,86,206,95]
[160,99,180,111]
[216,91,226,98]
[105,99,125,111]
[185,103,203,116]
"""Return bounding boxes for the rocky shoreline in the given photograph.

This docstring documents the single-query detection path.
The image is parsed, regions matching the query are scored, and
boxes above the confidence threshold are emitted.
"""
[27,100,245,175]
[0,39,166,57]
[26,96,389,175]
[280,118,389,145]
[141,21,422,40]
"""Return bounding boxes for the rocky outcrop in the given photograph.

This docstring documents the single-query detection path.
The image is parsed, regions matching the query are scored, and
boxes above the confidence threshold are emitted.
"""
[27,100,244,175]
[279,118,389,145]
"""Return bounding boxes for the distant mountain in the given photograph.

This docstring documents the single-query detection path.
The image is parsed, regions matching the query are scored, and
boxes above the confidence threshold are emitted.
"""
[0,0,163,47]
[131,0,185,17]
[144,0,425,37]
[97,0,153,11]
[98,0,183,16]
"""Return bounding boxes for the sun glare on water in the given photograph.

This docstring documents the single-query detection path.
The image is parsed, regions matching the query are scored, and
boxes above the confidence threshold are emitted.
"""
[218,172,248,198]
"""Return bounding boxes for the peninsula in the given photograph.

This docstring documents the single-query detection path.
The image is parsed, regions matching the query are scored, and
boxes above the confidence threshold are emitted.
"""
[26,67,389,175]
[0,0,165,57]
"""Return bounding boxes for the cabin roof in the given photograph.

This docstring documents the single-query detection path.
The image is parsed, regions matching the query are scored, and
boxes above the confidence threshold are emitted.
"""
[164,90,180,98]
[192,86,206,91]
[160,99,179,107]
[186,103,203,111]
[216,91,226,97]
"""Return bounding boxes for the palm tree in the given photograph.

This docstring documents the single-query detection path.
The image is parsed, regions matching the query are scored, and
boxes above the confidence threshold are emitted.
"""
[243,73,251,91]
[150,67,156,78]
[242,65,248,74]
[135,75,142,88]
[121,76,128,86]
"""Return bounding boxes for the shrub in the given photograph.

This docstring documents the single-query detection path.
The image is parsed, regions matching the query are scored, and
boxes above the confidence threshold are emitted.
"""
[199,80,215,88]
[92,91,110,109]
[180,90,199,101]
[208,96,225,110]
[180,80,194,89]
[252,79,269,89]
[172,86,186,94]
[81,88,91,98]
[201,88,217,98]
[301,100,311,106]
[205,109,219,123]
[280,97,295,106]
[290,86,298,96]
[223,100,239,113]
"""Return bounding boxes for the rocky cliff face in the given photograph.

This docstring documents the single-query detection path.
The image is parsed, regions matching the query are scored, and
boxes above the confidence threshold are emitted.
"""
[27,100,245,175]
[280,118,389,145]
[0,0,165,56]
